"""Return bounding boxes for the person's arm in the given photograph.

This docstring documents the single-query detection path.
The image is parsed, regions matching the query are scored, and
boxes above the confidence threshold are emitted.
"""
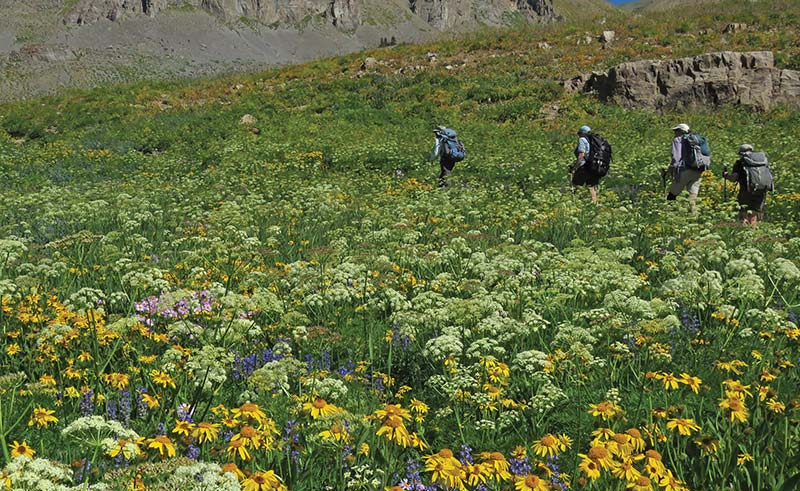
[671,137,682,166]
[575,137,589,166]
[724,161,741,182]
[428,137,441,161]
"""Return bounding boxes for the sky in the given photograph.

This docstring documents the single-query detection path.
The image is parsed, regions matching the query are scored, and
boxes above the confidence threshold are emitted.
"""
[607,0,637,4]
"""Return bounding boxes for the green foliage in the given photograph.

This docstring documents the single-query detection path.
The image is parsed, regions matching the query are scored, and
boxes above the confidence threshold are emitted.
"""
[0,1,799,490]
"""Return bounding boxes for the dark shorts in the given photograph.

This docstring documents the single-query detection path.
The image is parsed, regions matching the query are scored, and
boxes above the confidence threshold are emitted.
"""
[571,165,602,187]
[737,189,767,212]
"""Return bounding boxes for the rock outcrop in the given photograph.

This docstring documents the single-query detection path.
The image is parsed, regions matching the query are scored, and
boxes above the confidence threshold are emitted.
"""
[565,51,800,111]
[65,0,556,30]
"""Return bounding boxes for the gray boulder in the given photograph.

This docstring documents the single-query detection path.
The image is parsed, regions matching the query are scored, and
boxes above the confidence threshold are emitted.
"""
[722,23,748,34]
[564,51,800,111]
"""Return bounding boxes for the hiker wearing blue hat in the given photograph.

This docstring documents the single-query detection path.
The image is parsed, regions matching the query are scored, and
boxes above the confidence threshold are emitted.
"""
[570,125,611,203]
[429,126,466,188]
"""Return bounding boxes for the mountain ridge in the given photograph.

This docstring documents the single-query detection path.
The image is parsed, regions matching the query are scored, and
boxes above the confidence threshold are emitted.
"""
[0,0,618,101]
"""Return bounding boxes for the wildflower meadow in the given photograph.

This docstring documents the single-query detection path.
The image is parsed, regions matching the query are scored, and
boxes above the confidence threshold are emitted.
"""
[1,1,800,490]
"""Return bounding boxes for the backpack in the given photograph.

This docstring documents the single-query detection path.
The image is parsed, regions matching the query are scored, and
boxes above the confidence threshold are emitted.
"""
[586,133,612,177]
[440,128,466,162]
[741,152,774,192]
[683,133,712,170]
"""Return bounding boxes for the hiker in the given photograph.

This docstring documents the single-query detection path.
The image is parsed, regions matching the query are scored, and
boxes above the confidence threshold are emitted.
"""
[723,144,774,226]
[664,123,711,213]
[570,125,610,203]
[429,126,465,188]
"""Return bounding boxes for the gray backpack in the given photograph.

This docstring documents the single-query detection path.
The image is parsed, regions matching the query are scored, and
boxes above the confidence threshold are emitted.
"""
[741,152,774,192]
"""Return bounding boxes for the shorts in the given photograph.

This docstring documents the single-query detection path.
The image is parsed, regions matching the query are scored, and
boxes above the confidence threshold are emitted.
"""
[571,165,602,187]
[669,168,702,196]
[737,189,767,212]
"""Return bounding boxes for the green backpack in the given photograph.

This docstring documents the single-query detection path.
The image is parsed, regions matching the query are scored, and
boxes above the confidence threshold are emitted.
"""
[741,152,774,192]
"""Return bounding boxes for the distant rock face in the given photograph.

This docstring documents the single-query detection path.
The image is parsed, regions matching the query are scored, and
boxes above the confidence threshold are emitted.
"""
[409,0,555,30]
[565,51,800,111]
[65,0,556,30]
[65,0,156,24]
[65,0,363,28]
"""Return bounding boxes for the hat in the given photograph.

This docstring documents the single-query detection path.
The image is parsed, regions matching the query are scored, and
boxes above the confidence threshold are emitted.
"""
[738,143,754,154]
[578,125,591,134]
[671,123,690,132]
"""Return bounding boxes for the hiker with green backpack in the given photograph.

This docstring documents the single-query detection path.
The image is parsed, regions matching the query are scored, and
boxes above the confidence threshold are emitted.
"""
[570,125,611,203]
[664,123,711,213]
[723,144,774,226]
[429,126,466,188]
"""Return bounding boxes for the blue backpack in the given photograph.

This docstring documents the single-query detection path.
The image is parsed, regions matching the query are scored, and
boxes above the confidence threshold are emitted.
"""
[439,128,466,162]
[683,133,711,170]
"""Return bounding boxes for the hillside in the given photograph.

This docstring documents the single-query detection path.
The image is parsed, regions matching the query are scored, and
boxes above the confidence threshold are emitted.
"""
[553,0,619,19]
[0,0,799,490]
[0,0,616,101]
[622,0,722,12]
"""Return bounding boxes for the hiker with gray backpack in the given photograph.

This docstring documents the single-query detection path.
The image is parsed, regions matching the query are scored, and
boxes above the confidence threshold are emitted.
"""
[723,144,774,226]
[429,126,466,188]
[663,123,712,213]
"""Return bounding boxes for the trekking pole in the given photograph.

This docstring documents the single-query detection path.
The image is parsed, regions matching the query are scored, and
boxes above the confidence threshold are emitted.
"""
[722,165,728,201]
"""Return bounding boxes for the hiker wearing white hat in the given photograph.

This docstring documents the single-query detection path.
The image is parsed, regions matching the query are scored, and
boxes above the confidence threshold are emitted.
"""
[664,123,710,213]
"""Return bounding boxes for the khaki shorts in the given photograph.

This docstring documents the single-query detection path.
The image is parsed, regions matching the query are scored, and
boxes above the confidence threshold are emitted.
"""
[669,168,703,196]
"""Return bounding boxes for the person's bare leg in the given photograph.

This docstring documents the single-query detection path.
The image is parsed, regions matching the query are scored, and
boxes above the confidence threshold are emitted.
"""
[590,186,598,203]
[688,192,698,214]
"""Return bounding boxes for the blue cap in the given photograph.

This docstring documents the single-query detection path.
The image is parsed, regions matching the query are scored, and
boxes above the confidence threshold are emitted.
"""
[578,125,591,134]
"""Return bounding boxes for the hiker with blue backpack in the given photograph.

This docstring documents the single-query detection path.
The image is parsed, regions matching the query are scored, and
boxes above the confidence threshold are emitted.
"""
[664,123,711,213]
[570,125,611,203]
[429,126,466,188]
[723,144,774,226]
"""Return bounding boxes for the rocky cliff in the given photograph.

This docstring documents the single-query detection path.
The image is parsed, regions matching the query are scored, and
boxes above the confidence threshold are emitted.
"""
[565,51,800,111]
[409,0,556,30]
[65,0,556,30]
[65,0,362,28]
